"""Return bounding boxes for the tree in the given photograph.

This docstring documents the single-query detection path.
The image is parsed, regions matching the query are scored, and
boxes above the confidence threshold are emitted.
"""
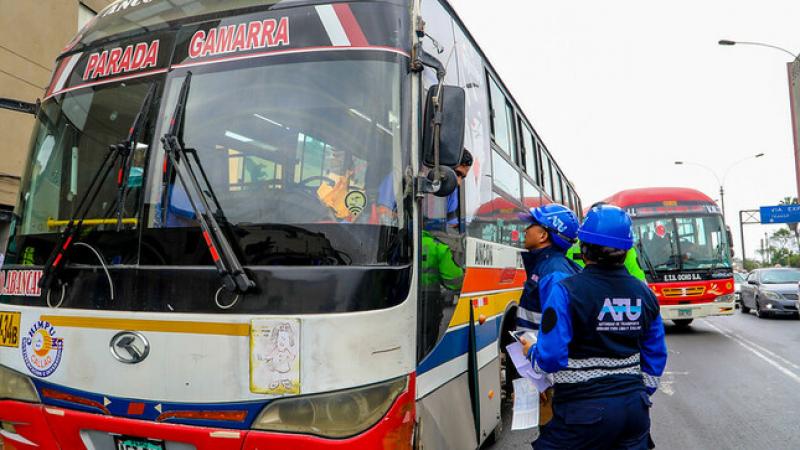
[743,259,761,271]
[771,228,796,253]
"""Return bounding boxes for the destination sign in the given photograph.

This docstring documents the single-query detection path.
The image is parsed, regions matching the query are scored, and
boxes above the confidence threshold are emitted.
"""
[627,204,720,218]
[760,205,800,224]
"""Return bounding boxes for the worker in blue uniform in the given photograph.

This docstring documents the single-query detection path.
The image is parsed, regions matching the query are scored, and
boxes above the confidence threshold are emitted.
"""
[523,205,667,449]
[516,204,581,333]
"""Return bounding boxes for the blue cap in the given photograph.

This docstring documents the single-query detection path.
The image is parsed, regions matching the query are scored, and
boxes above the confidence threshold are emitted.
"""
[578,205,634,251]
[517,204,580,250]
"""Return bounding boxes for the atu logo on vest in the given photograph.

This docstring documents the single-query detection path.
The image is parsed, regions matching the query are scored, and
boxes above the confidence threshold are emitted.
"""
[598,298,642,322]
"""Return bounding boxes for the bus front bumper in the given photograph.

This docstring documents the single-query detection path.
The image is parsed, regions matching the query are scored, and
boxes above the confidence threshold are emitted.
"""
[661,301,736,321]
[0,382,415,450]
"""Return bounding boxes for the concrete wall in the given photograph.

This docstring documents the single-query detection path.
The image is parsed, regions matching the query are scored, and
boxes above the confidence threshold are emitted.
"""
[0,0,114,208]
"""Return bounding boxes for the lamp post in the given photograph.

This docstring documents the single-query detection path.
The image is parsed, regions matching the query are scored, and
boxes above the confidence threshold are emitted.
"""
[674,153,765,224]
[719,39,800,201]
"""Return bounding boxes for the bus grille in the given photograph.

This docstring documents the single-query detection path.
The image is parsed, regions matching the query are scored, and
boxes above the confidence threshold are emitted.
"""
[661,286,706,297]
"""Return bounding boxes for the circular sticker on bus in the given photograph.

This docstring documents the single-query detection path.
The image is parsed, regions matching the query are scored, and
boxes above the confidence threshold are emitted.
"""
[21,321,64,377]
[655,224,666,238]
[345,191,367,217]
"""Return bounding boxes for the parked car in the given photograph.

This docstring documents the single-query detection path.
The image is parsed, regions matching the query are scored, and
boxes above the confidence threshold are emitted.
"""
[733,272,747,305]
[740,268,800,318]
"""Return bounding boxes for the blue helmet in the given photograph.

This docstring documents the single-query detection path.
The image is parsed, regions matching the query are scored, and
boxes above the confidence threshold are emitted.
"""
[578,205,634,251]
[518,204,579,250]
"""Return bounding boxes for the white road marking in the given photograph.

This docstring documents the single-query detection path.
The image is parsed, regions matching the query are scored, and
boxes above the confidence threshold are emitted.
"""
[703,320,800,385]
[659,371,689,396]
[710,321,800,372]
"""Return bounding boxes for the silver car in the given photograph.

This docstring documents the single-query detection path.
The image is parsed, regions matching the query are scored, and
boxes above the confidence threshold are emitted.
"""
[740,268,800,318]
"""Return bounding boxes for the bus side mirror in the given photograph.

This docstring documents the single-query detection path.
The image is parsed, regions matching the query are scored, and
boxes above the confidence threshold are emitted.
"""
[422,85,465,168]
[420,85,465,197]
[0,97,39,115]
[747,280,758,285]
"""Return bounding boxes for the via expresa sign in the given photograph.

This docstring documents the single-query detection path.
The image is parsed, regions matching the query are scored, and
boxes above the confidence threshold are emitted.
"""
[759,205,800,224]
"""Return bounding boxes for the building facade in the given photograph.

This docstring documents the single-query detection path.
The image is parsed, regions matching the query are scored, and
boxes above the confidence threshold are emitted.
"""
[0,0,115,249]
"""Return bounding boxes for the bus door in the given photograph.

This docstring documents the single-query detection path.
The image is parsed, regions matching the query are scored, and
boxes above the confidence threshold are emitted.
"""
[416,185,476,448]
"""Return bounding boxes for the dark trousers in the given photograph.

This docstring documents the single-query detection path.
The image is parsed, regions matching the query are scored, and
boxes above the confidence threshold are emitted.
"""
[533,390,652,450]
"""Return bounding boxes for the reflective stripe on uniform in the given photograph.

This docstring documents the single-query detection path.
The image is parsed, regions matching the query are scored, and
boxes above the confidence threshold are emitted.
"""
[642,372,660,389]
[553,365,641,384]
[517,306,542,325]
[566,354,640,370]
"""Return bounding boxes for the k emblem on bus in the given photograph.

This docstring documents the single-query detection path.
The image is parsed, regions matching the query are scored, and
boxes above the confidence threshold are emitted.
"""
[110,331,150,364]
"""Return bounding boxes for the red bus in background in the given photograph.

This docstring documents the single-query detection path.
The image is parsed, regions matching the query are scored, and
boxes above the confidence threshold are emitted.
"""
[604,188,736,327]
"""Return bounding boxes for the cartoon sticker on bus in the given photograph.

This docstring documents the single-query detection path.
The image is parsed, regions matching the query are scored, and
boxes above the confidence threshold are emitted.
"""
[250,319,300,395]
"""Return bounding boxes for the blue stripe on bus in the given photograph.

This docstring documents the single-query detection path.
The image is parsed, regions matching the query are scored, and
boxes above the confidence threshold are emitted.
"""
[32,378,266,429]
[417,315,502,375]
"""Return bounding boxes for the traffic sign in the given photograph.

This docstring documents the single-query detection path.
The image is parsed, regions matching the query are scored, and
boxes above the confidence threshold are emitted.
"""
[759,205,800,224]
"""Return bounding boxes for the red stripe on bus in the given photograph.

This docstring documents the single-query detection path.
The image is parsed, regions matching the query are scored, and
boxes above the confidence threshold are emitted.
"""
[461,267,526,294]
[41,388,110,415]
[46,59,69,98]
[332,4,369,47]
[202,231,221,262]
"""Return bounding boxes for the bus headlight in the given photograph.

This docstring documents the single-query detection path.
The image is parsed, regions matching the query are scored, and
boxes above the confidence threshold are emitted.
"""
[0,365,40,403]
[763,291,783,301]
[252,376,407,438]
[714,294,735,303]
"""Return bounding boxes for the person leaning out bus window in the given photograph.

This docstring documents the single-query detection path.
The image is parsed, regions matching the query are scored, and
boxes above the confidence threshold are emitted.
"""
[374,149,473,226]
[522,205,667,450]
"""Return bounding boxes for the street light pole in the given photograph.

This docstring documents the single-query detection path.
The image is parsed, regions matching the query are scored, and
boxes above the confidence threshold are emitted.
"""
[719,39,800,201]
[674,153,764,224]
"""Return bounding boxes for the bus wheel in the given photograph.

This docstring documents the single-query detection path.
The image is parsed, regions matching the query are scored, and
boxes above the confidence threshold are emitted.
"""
[673,319,693,328]
[740,302,750,314]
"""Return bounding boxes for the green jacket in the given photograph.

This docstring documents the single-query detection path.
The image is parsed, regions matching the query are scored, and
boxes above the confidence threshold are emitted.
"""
[567,241,647,281]
[421,231,464,291]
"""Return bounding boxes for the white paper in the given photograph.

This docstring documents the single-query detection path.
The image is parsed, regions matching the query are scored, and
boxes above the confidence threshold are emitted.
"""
[506,341,553,393]
[512,378,539,430]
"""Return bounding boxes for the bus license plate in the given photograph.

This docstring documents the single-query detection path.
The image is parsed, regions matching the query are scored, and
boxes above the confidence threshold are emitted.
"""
[677,308,693,318]
[0,312,20,348]
[113,436,165,450]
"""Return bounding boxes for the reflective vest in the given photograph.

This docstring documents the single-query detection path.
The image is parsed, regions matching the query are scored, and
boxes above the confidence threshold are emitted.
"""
[421,231,463,291]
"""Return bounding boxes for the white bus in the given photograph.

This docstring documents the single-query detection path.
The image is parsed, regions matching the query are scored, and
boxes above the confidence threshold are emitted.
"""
[0,1,580,448]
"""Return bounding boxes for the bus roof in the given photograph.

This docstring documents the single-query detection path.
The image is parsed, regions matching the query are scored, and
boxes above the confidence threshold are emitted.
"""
[602,187,715,208]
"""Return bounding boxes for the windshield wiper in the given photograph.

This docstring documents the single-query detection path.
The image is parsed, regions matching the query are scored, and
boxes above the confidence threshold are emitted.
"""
[160,72,255,295]
[636,240,659,282]
[37,83,160,294]
[113,82,157,231]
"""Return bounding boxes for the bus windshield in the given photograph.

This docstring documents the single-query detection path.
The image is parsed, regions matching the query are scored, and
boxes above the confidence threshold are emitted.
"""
[15,56,410,267]
[151,57,406,231]
[633,214,731,270]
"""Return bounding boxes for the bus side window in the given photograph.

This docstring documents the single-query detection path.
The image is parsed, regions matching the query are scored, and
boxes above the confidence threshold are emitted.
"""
[540,146,554,200]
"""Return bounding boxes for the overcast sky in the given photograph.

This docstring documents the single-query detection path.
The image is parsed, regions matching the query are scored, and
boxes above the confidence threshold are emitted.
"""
[450,0,800,264]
